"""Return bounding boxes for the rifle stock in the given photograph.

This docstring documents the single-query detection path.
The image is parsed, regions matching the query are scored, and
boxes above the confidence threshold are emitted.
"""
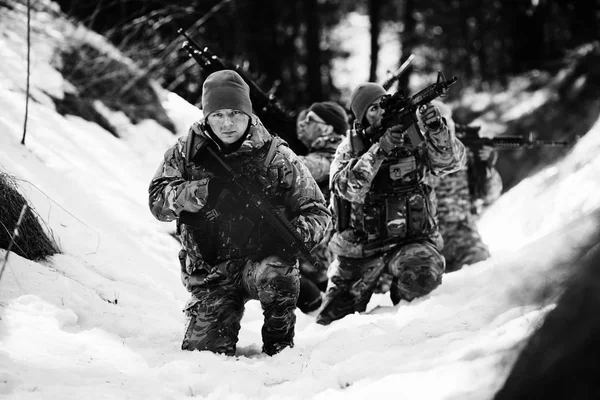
[178,29,308,155]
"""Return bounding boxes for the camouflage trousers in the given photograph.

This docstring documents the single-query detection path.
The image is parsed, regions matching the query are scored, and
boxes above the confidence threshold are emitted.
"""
[180,251,300,356]
[440,219,490,273]
[316,240,445,325]
[299,226,335,291]
[297,226,335,313]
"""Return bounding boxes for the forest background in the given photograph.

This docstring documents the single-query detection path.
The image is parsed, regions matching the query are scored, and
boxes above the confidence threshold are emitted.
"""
[51,0,600,192]
[53,0,596,104]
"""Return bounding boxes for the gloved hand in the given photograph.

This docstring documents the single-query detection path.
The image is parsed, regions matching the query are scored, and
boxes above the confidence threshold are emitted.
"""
[478,145,498,167]
[418,103,442,131]
[378,124,406,155]
[206,178,238,209]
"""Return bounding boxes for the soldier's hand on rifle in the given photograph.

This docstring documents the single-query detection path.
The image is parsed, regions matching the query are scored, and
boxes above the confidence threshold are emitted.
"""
[379,124,406,155]
[207,178,238,209]
[418,103,442,131]
[478,145,498,166]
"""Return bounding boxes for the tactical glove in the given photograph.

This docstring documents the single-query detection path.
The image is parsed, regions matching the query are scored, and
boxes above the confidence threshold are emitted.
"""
[478,145,498,167]
[206,178,238,209]
[378,124,406,155]
[418,103,442,131]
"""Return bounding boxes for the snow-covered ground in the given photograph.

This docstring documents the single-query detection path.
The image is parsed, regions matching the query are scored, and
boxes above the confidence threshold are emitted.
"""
[1,2,600,399]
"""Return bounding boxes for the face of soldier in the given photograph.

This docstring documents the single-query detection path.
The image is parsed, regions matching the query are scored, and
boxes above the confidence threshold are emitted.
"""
[364,97,384,127]
[206,109,250,144]
[299,110,331,147]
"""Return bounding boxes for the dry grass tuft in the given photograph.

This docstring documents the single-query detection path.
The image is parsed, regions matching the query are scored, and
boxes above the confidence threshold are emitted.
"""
[0,172,60,261]
[50,32,176,135]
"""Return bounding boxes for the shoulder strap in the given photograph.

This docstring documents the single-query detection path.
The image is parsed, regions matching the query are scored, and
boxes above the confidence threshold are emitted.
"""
[264,136,287,168]
[181,130,196,180]
[183,124,212,179]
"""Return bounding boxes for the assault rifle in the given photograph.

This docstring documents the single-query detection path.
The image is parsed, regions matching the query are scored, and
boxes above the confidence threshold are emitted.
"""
[177,29,308,155]
[358,70,458,148]
[203,145,320,267]
[455,124,572,150]
[454,124,572,202]
[381,54,415,91]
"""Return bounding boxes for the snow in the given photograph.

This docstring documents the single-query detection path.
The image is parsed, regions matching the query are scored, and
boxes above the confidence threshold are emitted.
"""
[1,2,600,400]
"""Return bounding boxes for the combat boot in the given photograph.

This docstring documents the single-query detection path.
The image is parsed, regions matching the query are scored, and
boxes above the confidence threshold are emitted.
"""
[297,276,324,313]
[315,286,357,325]
[262,341,294,356]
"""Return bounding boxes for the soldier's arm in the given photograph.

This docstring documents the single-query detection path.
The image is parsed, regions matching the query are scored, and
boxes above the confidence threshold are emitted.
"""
[148,136,210,222]
[480,167,503,206]
[277,146,332,247]
[298,151,334,184]
[330,137,385,204]
[423,119,467,177]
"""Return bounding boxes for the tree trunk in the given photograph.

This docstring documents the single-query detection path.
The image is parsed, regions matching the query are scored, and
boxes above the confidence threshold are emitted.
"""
[458,0,474,82]
[475,0,488,82]
[304,0,323,102]
[397,0,415,94]
[368,0,383,82]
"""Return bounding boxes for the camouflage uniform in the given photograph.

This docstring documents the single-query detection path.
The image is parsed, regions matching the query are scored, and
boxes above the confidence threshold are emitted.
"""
[149,116,330,355]
[297,133,344,293]
[425,148,502,272]
[316,115,467,325]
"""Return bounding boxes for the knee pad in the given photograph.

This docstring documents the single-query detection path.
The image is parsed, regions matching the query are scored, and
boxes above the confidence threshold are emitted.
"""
[255,257,300,306]
[255,256,299,285]
[389,241,444,302]
[389,242,445,276]
[297,276,323,313]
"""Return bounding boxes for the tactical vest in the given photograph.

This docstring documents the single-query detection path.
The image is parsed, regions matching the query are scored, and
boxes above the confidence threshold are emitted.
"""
[179,132,289,264]
[334,131,435,244]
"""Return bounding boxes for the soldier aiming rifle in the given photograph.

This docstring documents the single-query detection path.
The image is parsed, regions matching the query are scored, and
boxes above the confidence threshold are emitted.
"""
[426,120,572,274]
[316,72,467,325]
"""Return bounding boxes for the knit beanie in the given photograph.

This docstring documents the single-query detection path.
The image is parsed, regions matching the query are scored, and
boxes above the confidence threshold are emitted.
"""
[308,101,349,135]
[349,82,387,125]
[202,70,252,117]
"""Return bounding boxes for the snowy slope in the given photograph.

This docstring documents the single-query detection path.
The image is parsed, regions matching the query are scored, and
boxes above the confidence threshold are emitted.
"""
[1,2,600,400]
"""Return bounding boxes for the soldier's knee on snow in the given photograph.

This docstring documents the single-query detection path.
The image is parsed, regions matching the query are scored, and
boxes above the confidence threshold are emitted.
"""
[255,255,298,282]
[254,255,300,306]
[388,241,445,277]
[388,241,445,304]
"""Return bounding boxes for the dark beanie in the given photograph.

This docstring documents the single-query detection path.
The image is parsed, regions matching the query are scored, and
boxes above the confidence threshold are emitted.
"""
[349,82,387,124]
[202,70,252,117]
[308,101,349,135]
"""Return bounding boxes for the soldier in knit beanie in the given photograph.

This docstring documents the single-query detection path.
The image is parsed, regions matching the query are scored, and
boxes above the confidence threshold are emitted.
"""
[295,100,348,314]
[309,101,349,136]
[298,101,349,148]
[202,70,252,118]
[200,70,254,148]
[349,82,387,126]
[149,68,331,355]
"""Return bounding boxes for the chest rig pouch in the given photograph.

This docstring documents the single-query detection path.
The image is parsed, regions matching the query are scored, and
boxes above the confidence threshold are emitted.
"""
[180,135,287,264]
[362,147,432,242]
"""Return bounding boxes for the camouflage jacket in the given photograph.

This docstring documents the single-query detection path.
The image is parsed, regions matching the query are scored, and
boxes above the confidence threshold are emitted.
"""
[297,132,344,201]
[329,118,467,258]
[425,149,503,223]
[148,115,331,274]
